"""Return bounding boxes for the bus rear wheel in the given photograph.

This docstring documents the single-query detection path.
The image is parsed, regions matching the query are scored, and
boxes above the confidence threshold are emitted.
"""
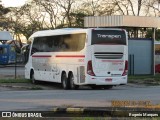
[69,73,79,90]
[61,73,70,90]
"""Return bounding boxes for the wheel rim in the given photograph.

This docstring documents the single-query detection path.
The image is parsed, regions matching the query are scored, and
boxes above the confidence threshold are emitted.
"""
[62,74,67,88]
[70,75,74,89]
[31,73,35,84]
[62,79,66,88]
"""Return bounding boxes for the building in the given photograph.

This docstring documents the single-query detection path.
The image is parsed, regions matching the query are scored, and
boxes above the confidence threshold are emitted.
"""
[84,15,160,75]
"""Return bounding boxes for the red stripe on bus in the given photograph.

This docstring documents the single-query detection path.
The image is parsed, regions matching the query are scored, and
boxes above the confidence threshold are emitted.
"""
[56,55,85,58]
[32,55,52,58]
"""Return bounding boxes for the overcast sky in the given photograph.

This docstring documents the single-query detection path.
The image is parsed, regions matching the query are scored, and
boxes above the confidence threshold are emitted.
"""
[1,0,27,7]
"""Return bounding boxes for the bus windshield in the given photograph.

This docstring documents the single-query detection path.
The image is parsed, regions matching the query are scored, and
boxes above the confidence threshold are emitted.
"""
[92,30,126,45]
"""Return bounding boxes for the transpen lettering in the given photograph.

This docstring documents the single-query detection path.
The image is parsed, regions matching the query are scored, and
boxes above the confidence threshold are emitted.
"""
[97,34,121,39]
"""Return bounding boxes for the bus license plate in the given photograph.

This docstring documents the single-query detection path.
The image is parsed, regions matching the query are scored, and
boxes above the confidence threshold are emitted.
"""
[105,78,112,82]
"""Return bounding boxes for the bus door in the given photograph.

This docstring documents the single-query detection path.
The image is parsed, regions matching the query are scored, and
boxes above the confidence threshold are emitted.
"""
[90,29,127,77]
[8,46,16,63]
[0,46,9,64]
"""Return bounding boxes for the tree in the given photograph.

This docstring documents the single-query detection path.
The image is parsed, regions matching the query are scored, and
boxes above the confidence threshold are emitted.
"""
[0,1,10,16]
[81,0,117,16]
[54,0,76,27]
[113,0,142,16]
[0,0,10,30]
[146,29,160,41]
[70,12,88,27]
[144,0,160,16]
[6,3,47,40]
[32,0,60,29]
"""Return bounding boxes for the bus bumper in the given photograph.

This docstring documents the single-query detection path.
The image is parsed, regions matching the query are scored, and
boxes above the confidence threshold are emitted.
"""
[84,75,127,85]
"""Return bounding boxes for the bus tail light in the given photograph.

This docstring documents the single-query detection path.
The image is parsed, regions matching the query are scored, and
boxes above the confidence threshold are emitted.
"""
[87,60,95,76]
[122,60,128,76]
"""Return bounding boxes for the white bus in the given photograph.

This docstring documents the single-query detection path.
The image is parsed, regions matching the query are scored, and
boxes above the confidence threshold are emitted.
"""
[25,28,128,89]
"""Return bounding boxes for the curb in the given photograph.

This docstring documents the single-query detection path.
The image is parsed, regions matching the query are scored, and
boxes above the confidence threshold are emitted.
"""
[0,84,30,89]
[0,84,42,90]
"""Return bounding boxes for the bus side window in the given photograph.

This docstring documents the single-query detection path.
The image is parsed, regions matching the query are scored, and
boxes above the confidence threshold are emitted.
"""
[31,47,38,55]
[0,47,2,54]
[58,37,68,51]
[0,47,7,54]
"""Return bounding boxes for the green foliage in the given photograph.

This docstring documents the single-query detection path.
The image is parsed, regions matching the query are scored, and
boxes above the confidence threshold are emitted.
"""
[129,74,160,81]
[0,1,10,29]
[70,12,88,27]
[20,21,43,39]
[11,20,43,39]
[128,74,160,85]
[0,4,10,16]
[145,29,160,41]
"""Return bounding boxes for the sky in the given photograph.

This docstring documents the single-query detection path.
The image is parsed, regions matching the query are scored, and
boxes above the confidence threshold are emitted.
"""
[1,0,27,7]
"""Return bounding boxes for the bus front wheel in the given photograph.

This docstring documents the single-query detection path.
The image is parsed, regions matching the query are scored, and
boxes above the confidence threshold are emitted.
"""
[61,73,70,90]
[31,71,36,84]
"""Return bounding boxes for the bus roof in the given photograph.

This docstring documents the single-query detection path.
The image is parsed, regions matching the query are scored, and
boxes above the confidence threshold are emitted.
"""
[0,31,13,40]
[30,28,86,38]
[29,28,126,39]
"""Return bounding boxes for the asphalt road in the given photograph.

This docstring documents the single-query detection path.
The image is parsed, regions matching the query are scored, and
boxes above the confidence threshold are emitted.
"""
[0,66,160,112]
[0,85,160,111]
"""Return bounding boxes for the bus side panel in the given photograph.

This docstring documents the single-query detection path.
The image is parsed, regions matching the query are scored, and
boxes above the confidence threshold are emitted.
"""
[55,63,68,83]
[32,54,52,81]
[53,51,85,85]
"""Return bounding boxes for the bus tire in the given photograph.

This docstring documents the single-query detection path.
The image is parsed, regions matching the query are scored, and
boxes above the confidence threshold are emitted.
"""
[69,73,79,90]
[31,71,36,84]
[61,73,70,90]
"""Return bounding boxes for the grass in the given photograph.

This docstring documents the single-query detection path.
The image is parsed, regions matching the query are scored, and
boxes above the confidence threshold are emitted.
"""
[128,74,160,80]
[0,79,44,90]
[128,74,160,85]
[0,78,31,83]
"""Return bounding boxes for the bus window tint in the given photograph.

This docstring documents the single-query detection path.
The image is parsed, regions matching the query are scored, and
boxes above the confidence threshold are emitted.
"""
[32,33,86,53]
[10,46,15,52]
[0,47,2,54]
[0,47,7,54]
[92,30,126,45]
[65,33,86,51]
